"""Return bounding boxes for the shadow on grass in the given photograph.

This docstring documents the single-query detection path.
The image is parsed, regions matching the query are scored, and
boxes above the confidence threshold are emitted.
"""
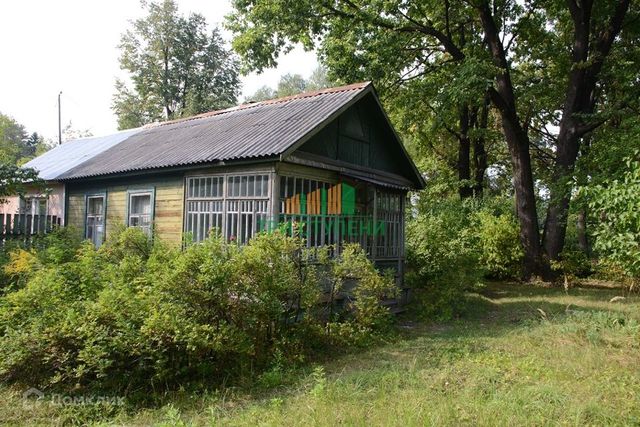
[398,281,638,343]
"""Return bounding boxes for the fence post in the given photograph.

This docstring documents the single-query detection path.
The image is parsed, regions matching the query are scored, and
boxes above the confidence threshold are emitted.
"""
[26,214,33,237]
[38,214,46,234]
[5,214,12,237]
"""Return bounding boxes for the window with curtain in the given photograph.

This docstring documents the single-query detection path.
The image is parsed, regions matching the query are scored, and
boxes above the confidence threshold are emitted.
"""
[128,191,153,236]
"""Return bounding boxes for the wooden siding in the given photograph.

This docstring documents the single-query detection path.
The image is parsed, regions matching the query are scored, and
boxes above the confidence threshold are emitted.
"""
[65,174,184,246]
[297,92,418,184]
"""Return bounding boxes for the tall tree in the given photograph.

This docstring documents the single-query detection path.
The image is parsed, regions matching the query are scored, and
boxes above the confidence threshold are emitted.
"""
[228,0,637,278]
[247,66,337,102]
[114,0,241,129]
[230,1,495,201]
[540,0,633,261]
[0,113,49,165]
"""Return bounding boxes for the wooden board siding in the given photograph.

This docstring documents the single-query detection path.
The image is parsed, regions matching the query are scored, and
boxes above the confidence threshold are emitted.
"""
[297,92,419,185]
[153,181,184,244]
[65,174,184,246]
[66,192,86,236]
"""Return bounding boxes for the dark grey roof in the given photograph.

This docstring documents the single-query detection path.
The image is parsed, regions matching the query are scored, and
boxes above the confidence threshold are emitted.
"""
[58,82,372,180]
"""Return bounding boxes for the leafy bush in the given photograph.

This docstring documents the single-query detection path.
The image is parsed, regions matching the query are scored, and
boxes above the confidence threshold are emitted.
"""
[406,198,481,319]
[475,208,523,279]
[551,249,592,281]
[324,244,396,344]
[0,228,394,393]
[587,153,640,288]
[406,196,522,319]
[0,227,82,292]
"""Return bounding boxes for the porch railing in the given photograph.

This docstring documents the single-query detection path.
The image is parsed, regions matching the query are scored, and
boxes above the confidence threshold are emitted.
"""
[0,213,62,240]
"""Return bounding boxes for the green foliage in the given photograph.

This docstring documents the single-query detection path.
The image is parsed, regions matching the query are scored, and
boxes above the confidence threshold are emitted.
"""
[246,66,336,102]
[0,113,47,207]
[228,0,640,276]
[406,198,481,319]
[0,228,394,393]
[550,250,592,281]
[0,163,43,204]
[0,113,50,165]
[406,196,523,318]
[587,153,640,285]
[114,0,240,128]
[475,207,523,279]
[325,244,396,342]
[0,227,83,292]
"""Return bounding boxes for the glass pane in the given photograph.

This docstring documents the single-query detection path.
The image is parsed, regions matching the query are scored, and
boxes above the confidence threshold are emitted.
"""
[286,177,294,198]
[217,178,223,197]
[130,194,151,215]
[234,176,240,196]
[241,176,248,197]
[37,200,47,216]
[248,176,255,197]
[192,179,200,198]
[261,175,269,196]
[88,197,104,215]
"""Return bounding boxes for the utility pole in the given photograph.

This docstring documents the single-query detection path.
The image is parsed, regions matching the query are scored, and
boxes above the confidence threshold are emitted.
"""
[58,91,62,145]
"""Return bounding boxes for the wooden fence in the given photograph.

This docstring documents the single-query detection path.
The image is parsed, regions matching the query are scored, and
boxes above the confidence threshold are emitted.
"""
[0,213,62,240]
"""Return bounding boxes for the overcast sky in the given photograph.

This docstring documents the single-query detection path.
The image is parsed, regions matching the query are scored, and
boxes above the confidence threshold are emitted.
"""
[0,0,317,141]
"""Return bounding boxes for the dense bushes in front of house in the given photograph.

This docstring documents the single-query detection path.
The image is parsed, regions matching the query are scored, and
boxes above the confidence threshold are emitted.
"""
[406,196,522,319]
[0,227,395,393]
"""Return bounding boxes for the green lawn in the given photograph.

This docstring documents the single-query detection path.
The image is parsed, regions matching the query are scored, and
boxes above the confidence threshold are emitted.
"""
[1,282,639,426]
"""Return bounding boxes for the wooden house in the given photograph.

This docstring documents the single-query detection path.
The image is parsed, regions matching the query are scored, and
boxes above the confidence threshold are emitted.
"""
[45,83,424,284]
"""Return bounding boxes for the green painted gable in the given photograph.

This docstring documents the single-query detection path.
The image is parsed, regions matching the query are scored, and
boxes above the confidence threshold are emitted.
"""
[296,92,420,186]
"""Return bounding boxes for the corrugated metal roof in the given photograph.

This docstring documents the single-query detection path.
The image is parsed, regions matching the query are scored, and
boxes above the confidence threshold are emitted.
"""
[23,128,142,180]
[58,82,372,180]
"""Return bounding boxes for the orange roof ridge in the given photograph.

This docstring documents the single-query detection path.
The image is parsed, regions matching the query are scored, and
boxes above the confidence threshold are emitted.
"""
[144,81,371,129]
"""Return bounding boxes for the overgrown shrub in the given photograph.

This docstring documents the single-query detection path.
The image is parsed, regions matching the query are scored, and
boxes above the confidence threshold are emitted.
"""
[587,153,640,289]
[551,249,592,282]
[0,226,82,292]
[406,196,522,319]
[406,198,481,319]
[0,227,394,393]
[475,208,523,279]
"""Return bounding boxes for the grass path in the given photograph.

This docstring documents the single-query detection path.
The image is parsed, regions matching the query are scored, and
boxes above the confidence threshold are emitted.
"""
[2,282,639,426]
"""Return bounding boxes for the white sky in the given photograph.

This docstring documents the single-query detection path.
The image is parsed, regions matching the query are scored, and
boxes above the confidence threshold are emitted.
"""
[0,0,317,141]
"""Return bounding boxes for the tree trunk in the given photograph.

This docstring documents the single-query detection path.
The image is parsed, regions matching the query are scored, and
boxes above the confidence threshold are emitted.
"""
[472,94,490,197]
[542,0,629,262]
[478,1,549,279]
[576,208,590,255]
[541,123,580,261]
[500,112,547,279]
[458,105,473,199]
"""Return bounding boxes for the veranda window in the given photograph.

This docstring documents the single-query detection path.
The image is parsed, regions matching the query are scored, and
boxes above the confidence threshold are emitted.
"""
[280,176,337,247]
[279,176,403,257]
[86,195,105,247]
[185,174,270,243]
[375,191,402,258]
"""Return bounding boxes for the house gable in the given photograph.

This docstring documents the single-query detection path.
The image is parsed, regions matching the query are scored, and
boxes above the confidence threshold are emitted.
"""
[291,92,423,188]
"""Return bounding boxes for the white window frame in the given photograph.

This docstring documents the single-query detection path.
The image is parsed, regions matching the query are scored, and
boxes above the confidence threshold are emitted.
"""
[19,196,47,216]
[126,189,155,236]
[85,193,106,247]
[184,172,272,244]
